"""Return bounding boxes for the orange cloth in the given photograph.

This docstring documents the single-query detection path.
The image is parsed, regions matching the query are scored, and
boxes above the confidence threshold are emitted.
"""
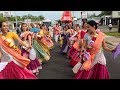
[73,31,81,51]
[82,32,106,70]
[0,36,30,68]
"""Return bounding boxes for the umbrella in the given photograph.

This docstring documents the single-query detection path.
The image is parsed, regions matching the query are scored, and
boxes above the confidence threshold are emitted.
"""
[112,43,120,59]
[30,28,40,33]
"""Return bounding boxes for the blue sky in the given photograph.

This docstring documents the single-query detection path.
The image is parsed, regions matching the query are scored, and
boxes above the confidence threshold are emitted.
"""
[1,11,101,20]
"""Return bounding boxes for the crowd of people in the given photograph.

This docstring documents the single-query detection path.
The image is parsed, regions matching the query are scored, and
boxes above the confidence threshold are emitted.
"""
[56,20,115,79]
[0,19,117,79]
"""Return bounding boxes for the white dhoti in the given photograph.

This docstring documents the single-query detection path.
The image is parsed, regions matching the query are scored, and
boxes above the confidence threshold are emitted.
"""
[54,34,59,42]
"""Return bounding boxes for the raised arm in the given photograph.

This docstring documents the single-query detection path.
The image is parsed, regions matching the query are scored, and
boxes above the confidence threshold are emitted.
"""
[17,37,29,48]
[12,32,29,48]
[102,39,113,52]
[28,34,32,48]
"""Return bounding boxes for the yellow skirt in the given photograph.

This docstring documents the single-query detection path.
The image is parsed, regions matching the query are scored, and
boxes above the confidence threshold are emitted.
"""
[37,39,50,56]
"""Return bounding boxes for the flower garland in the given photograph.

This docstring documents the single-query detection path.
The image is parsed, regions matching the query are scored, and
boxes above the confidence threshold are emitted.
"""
[1,36,19,52]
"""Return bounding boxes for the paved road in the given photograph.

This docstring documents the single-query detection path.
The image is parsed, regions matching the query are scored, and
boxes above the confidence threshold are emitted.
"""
[99,25,118,32]
[104,50,120,79]
[38,42,74,79]
[37,41,120,79]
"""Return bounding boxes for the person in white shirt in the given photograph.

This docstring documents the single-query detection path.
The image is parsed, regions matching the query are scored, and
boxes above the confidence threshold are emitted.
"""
[48,26,54,38]
[108,23,112,32]
[53,23,62,43]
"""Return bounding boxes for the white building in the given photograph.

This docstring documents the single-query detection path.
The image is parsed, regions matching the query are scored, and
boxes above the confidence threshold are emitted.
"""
[81,11,87,19]
[100,11,120,26]
[2,11,11,17]
[112,11,120,18]
[101,15,112,25]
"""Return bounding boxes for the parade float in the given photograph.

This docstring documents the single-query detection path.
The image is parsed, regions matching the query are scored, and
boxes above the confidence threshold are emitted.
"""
[60,11,73,27]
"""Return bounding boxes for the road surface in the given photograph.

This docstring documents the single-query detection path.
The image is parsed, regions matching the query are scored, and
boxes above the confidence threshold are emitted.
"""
[38,42,74,79]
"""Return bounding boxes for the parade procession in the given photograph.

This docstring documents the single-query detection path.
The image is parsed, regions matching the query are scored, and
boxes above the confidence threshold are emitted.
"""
[0,11,120,79]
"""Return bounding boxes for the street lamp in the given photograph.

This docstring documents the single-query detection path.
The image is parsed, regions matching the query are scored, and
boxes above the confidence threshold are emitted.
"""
[81,11,82,28]
[25,11,29,24]
[81,11,82,21]
[72,11,74,18]
[27,14,28,25]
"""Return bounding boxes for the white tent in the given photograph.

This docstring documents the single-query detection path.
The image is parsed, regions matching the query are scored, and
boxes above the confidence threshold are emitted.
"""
[42,19,51,22]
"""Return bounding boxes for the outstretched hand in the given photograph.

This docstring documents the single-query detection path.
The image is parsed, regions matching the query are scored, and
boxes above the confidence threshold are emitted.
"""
[112,49,116,53]
[26,46,32,52]
[27,45,32,50]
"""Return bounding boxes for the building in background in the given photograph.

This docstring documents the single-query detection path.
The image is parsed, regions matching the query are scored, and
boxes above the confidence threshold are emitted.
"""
[100,11,120,26]
[81,11,87,23]
[112,11,120,25]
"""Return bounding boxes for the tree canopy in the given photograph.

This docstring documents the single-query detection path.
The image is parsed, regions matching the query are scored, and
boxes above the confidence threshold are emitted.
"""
[0,13,45,22]
[98,11,112,17]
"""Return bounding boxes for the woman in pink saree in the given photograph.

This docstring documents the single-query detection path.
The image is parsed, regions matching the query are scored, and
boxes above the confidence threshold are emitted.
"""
[69,23,87,67]
[20,23,42,75]
[39,24,54,50]
[0,21,37,79]
[74,20,114,79]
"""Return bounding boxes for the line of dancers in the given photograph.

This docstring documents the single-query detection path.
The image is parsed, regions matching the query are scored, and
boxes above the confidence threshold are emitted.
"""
[0,21,54,79]
[59,20,115,79]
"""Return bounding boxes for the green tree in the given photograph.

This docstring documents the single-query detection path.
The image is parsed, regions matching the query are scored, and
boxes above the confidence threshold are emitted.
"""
[0,13,6,22]
[16,16,22,21]
[0,13,3,17]
[0,17,6,22]
[98,11,112,17]
[38,15,45,21]
[9,15,15,21]
[28,14,33,19]
[22,15,28,20]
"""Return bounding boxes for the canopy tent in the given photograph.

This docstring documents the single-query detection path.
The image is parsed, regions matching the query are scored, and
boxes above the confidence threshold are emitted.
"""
[42,19,51,22]
[61,11,73,22]
[42,19,52,27]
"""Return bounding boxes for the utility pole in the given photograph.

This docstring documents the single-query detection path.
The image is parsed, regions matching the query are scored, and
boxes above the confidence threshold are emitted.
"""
[72,11,75,27]
[73,11,74,18]
[26,11,28,24]
[14,11,18,31]
[81,11,83,28]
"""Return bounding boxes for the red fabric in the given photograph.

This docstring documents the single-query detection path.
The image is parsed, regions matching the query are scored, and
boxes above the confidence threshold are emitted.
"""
[61,11,72,21]
[74,63,109,79]
[70,51,81,67]
[81,30,86,39]
[0,37,30,68]
[0,61,37,79]
[53,26,61,35]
